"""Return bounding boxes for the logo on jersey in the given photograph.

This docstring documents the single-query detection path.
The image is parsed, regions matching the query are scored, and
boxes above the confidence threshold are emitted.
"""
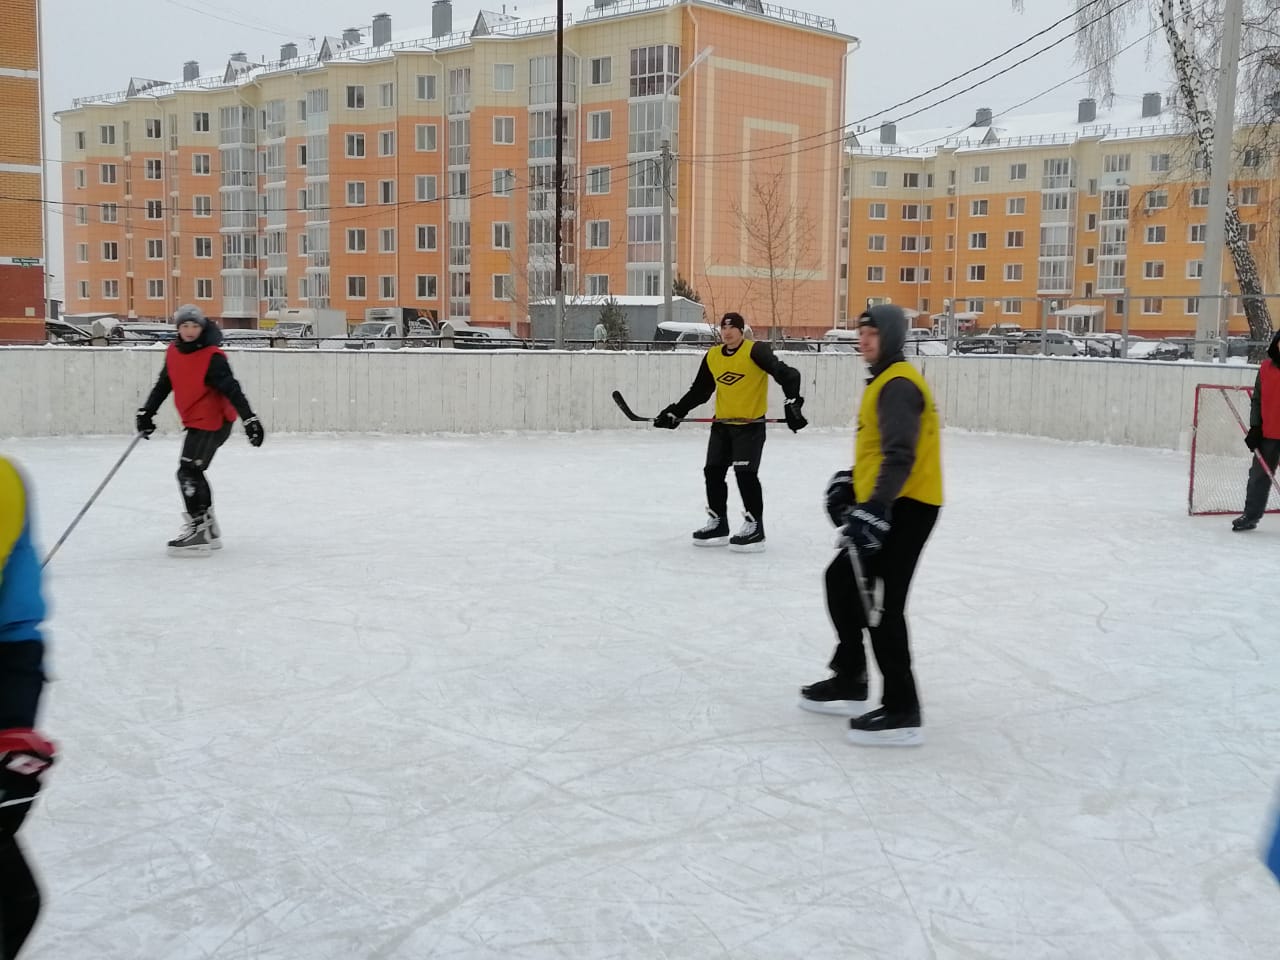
[716,371,745,386]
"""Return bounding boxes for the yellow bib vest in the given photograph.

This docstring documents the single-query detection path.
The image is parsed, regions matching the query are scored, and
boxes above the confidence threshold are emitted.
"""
[705,340,769,421]
[854,361,944,506]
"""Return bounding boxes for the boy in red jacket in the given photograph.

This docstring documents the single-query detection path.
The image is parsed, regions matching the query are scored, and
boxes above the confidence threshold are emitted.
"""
[1232,329,1280,531]
[135,305,265,555]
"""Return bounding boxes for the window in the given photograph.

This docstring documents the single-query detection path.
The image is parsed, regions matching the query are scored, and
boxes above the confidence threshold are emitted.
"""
[1009,163,1027,181]
[493,222,512,249]
[347,181,366,205]
[586,220,610,248]
[970,199,988,216]
[73,242,88,263]
[1002,299,1023,315]
[74,131,85,150]
[377,81,395,108]
[587,166,611,195]
[944,234,954,251]
[1192,188,1211,209]
[146,239,164,260]
[298,189,308,211]
[347,275,367,299]
[145,200,163,219]
[492,116,515,145]
[1086,213,1097,231]
[195,237,212,258]
[1185,297,1200,315]
[590,57,611,85]
[380,276,396,300]
[416,124,438,151]
[1103,153,1130,173]
[870,170,887,187]
[867,234,886,251]
[415,175,437,202]
[493,169,514,196]
[101,202,119,222]
[193,153,210,175]
[1087,178,1098,196]
[147,279,164,299]
[972,165,990,183]
[99,164,117,184]
[1240,186,1260,206]
[1187,260,1204,279]
[1142,297,1162,314]
[492,274,513,300]
[968,265,986,282]
[75,205,88,225]
[947,202,956,219]
[901,204,921,220]
[346,133,366,158]
[416,75,437,100]
[944,266,954,282]
[101,241,118,261]
[379,179,396,204]
[1007,196,1026,215]
[193,112,210,132]
[346,85,365,109]
[102,280,119,299]
[493,63,515,92]
[1004,263,1022,281]
[588,110,611,141]
[297,145,307,168]
[416,275,438,299]
[1190,224,1207,243]
[1005,230,1024,248]
[901,236,923,252]
[347,229,367,253]
[99,124,116,144]
[1242,222,1258,242]
[868,203,887,219]
[1145,190,1168,210]
[1085,248,1096,265]
[298,232,309,256]
[967,299,985,313]
[145,158,162,180]
[75,279,89,299]
[1242,148,1262,168]
[379,131,396,157]
[195,279,213,300]
[1136,225,1164,245]
[416,225,438,251]
[1149,153,1170,172]
[969,232,987,249]
[1143,261,1164,279]
[449,171,469,199]
[867,266,885,282]
[379,228,396,253]
[587,274,610,296]
[903,172,920,188]
[900,267,928,283]
[74,168,86,189]
[145,118,161,139]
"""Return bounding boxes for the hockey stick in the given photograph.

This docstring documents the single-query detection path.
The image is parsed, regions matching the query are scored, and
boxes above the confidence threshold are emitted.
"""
[611,390,785,424]
[42,433,145,568]
[845,543,883,629]
[1219,388,1280,500]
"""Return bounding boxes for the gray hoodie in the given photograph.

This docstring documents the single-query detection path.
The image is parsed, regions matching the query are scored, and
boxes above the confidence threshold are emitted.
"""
[858,304,926,508]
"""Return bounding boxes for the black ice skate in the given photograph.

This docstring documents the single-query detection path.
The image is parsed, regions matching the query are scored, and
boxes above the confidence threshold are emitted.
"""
[728,512,765,553]
[692,509,730,547]
[847,707,923,747]
[1232,514,1259,532]
[168,513,214,557]
[206,507,223,550]
[798,674,871,717]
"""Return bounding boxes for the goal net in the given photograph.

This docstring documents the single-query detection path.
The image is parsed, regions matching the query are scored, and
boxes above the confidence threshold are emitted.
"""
[1188,384,1280,516]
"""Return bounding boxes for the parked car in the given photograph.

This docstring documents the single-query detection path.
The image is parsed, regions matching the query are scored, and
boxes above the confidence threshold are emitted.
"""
[344,320,436,349]
[1126,339,1182,361]
[220,328,273,348]
[451,325,526,349]
[954,336,1003,355]
[1014,331,1085,356]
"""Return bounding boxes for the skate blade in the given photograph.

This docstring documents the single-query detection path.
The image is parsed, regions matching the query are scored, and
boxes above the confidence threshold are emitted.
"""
[209,539,223,551]
[846,726,924,747]
[798,697,874,717]
[167,544,213,558]
[692,536,729,547]
[728,541,766,553]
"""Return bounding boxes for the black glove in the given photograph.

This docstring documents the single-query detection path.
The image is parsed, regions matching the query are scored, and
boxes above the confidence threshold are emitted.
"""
[243,415,265,447]
[653,405,682,429]
[784,396,808,433]
[1245,425,1262,451]
[824,470,854,526]
[135,408,156,438]
[842,501,891,557]
[0,729,55,839]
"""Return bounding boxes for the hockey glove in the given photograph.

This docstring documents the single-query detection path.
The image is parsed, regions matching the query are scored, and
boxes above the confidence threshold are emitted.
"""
[784,396,808,433]
[653,405,682,429]
[843,501,891,557]
[824,470,854,526]
[1245,425,1263,451]
[0,729,55,840]
[135,408,157,438]
[243,416,265,447]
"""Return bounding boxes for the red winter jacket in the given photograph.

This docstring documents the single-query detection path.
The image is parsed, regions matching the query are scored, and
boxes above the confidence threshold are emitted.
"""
[166,344,238,430]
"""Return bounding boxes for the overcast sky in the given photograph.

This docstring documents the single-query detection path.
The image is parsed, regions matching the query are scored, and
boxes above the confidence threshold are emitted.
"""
[39,0,1169,294]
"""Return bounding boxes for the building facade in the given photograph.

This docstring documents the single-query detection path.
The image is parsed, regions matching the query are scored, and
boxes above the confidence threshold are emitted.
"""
[58,0,852,335]
[0,0,46,344]
[842,95,1280,337]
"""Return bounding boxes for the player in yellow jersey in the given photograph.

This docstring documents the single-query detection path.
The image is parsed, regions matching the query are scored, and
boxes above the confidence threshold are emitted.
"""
[653,312,807,551]
[798,305,943,746]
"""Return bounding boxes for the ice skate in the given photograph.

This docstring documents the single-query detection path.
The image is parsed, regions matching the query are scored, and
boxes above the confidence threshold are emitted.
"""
[692,509,729,547]
[167,512,213,557]
[728,512,765,553]
[847,707,923,747]
[798,675,871,717]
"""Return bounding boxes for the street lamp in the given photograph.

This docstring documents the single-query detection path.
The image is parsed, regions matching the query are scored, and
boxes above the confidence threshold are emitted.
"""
[660,46,713,330]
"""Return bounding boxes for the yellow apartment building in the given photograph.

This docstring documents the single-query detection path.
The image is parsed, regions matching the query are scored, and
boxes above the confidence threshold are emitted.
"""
[57,0,853,334]
[842,94,1279,338]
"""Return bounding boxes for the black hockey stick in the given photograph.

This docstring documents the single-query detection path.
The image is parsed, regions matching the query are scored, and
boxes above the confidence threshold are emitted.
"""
[43,433,145,568]
[611,390,785,424]
[846,543,883,628]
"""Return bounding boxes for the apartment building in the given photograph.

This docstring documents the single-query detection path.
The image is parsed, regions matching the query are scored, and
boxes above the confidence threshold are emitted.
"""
[842,94,1279,337]
[58,0,853,333]
[0,0,46,343]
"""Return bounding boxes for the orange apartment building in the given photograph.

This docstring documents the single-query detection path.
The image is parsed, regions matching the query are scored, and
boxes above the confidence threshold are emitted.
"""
[57,0,854,334]
[0,0,46,343]
[841,94,1280,338]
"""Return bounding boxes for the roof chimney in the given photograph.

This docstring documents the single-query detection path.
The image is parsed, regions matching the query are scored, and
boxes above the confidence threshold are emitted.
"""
[342,27,362,45]
[230,51,248,62]
[183,60,200,82]
[973,107,992,127]
[1077,97,1096,123]
[280,42,298,61]
[372,13,392,46]
[1142,92,1162,118]
[432,0,453,38]
[879,122,896,146]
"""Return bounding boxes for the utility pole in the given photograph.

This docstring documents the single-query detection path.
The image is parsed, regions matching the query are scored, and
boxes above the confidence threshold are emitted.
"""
[553,0,566,348]
[1194,0,1244,361]
[660,47,713,330]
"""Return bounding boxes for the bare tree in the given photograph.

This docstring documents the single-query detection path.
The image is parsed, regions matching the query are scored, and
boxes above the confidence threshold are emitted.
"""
[696,255,754,330]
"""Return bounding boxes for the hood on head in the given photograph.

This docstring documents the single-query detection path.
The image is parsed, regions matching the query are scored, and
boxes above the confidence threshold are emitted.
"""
[1269,329,1280,366]
[858,304,909,366]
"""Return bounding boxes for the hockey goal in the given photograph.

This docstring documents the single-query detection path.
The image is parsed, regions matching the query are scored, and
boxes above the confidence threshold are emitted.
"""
[1188,384,1280,516]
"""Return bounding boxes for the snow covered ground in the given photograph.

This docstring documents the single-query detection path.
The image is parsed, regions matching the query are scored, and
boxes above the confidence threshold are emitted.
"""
[8,427,1278,959]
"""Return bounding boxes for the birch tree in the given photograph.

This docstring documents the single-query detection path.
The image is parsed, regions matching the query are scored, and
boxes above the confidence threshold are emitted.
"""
[731,168,817,342]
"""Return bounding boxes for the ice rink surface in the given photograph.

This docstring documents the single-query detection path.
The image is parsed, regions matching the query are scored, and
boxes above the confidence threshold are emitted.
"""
[7,426,1278,959]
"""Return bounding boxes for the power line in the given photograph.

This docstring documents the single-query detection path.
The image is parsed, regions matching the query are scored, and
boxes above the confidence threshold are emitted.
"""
[160,0,298,39]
